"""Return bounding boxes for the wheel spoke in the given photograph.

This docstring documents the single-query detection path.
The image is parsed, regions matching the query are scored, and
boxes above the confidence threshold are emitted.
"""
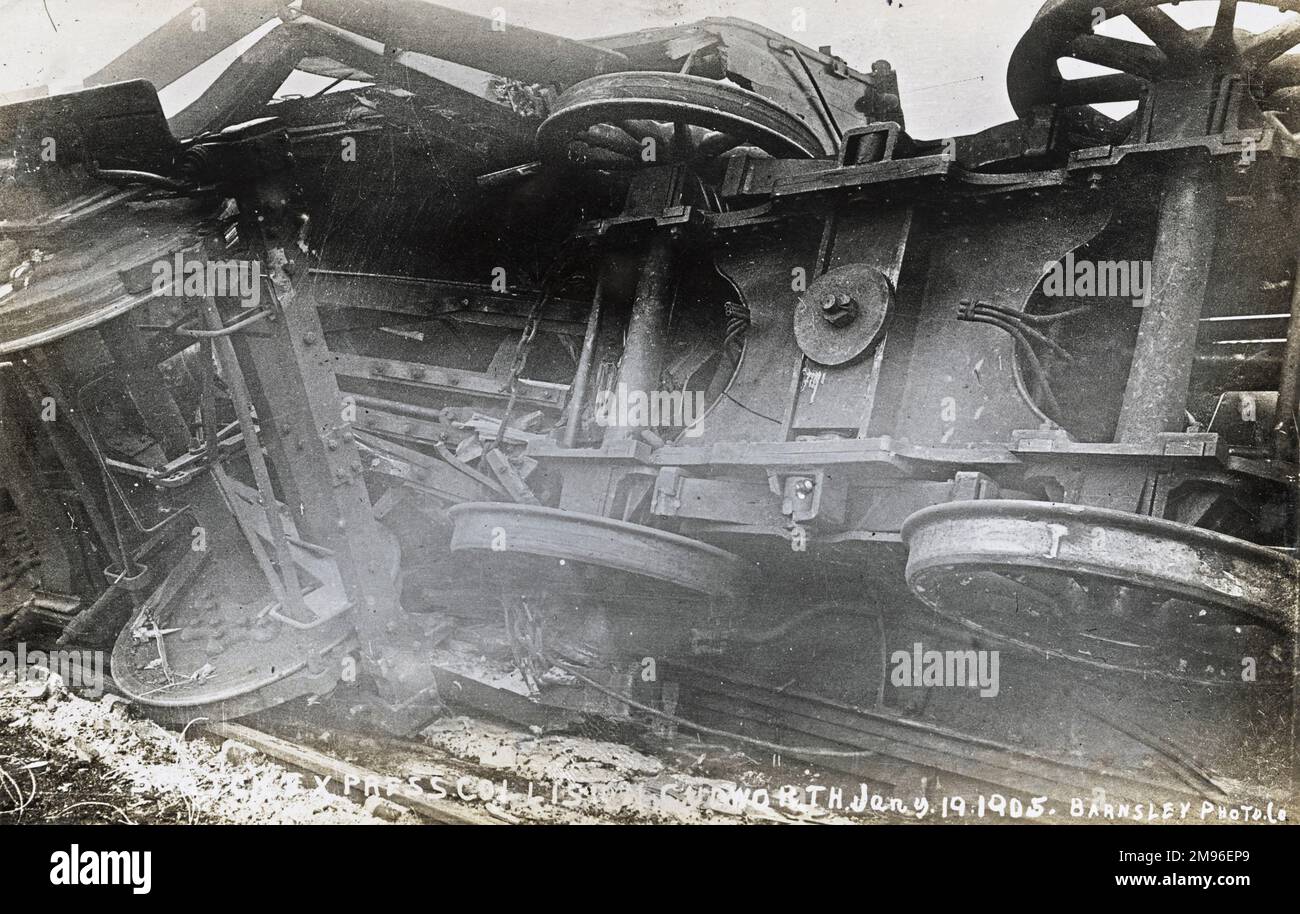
[617,119,672,148]
[1067,34,1167,80]
[1242,16,1300,68]
[694,129,740,159]
[1128,6,1202,69]
[1262,53,1300,94]
[1058,72,1147,106]
[1111,109,1139,137]
[1206,0,1240,59]
[566,141,636,169]
[671,121,694,160]
[582,123,642,158]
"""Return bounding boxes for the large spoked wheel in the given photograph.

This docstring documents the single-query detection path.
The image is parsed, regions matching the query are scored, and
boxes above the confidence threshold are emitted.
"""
[536,72,825,170]
[902,500,1297,684]
[1009,0,1300,120]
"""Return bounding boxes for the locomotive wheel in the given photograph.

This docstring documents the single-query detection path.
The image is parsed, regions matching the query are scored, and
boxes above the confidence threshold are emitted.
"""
[901,500,1297,684]
[536,72,825,170]
[447,502,752,602]
[1008,0,1300,120]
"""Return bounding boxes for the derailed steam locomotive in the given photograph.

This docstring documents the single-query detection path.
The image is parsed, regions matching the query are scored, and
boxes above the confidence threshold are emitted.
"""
[1,0,1297,800]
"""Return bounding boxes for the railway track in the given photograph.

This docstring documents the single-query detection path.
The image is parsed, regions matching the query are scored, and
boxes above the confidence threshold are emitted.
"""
[667,663,1228,808]
[203,720,506,824]
[6,628,1291,824]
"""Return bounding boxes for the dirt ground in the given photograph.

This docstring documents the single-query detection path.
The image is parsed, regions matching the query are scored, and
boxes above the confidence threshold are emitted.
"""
[0,671,393,824]
[0,666,881,824]
[0,720,191,825]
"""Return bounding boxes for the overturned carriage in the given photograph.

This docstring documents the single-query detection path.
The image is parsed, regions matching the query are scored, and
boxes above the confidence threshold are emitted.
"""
[1,0,1298,803]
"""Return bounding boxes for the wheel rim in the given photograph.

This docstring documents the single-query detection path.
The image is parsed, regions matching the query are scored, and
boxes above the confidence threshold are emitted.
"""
[902,500,1297,683]
[536,71,825,170]
[448,502,753,601]
[1009,0,1300,119]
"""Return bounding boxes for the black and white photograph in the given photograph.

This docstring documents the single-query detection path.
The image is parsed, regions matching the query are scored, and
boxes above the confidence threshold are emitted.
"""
[0,0,1294,888]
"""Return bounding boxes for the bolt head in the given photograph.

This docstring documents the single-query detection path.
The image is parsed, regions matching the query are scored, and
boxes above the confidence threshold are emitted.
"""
[819,292,858,328]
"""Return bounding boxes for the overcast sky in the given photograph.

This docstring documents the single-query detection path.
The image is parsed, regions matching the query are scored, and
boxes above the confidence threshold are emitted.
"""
[1,1,1295,139]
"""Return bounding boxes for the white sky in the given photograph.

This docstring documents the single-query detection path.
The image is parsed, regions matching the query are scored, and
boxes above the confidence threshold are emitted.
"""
[1,1,1296,139]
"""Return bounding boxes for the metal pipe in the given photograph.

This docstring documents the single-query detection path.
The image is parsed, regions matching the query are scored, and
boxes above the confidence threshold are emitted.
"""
[200,297,308,620]
[0,187,147,235]
[968,313,1065,420]
[199,340,220,467]
[300,0,627,88]
[604,234,676,444]
[563,273,606,447]
[963,303,1073,361]
[1116,153,1222,443]
[349,393,447,422]
[176,307,271,338]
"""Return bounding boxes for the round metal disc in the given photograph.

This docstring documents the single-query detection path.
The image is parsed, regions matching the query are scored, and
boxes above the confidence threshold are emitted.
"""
[794,265,893,366]
[448,503,751,600]
[901,500,1297,683]
[111,522,400,720]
